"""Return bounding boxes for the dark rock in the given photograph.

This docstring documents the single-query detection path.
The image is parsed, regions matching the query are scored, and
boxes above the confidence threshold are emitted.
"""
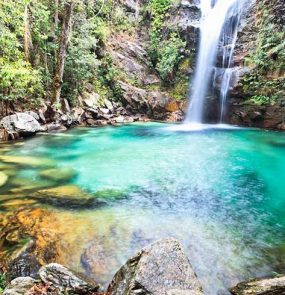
[231,275,285,295]
[30,185,97,208]
[0,127,9,142]
[107,238,204,295]
[39,263,100,294]
[8,253,41,280]
[46,123,67,133]
[3,277,36,295]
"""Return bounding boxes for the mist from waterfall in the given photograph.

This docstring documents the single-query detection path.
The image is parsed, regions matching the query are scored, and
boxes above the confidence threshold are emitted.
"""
[185,0,245,124]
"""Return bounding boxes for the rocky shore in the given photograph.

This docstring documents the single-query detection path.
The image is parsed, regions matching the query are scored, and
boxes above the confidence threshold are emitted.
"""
[2,238,285,295]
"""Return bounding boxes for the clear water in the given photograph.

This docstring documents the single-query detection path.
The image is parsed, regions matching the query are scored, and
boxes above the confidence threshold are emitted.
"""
[1,123,285,295]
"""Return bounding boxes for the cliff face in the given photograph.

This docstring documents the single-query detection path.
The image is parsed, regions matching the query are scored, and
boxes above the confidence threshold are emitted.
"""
[227,0,285,129]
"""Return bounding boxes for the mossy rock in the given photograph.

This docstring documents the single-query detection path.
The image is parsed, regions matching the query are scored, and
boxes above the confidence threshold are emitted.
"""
[0,155,56,168]
[39,167,77,182]
[0,172,8,187]
[94,189,125,201]
[9,178,55,194]
[0,199,37,211]
[30,185,99,208]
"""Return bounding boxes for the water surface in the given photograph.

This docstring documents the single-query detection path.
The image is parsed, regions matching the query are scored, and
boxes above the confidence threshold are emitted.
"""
[1,122,285,294]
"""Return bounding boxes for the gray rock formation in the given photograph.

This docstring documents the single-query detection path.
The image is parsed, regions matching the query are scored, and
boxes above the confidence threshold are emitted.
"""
[0,113,44,137]
[107,238,204,295]
[231,275,285,295]
[39,263,99,294]
[3,277,36,295]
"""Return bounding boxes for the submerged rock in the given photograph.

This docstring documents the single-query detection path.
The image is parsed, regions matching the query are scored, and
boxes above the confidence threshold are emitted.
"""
[39,263,100,294]
[107,238,204,295]
[3,277,36,295]
[94,189,125,201]
[39,167,77,182]
[30,185,95,207]
[0,171,8,187]
[231,275,285,295]
[0,155,55,168]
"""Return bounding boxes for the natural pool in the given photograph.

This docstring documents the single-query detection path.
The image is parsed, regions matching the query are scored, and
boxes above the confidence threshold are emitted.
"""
[1,122,285,295]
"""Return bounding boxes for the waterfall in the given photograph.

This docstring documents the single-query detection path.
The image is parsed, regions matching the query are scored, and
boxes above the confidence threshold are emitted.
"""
[185,0,245,124]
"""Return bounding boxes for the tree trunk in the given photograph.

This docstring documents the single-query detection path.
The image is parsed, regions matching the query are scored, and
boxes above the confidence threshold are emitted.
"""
[23,3,33,62]
[52,1,73,109]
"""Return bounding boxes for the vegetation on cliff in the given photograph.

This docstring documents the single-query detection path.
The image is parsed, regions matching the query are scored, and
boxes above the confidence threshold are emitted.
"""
[242,0,285,105]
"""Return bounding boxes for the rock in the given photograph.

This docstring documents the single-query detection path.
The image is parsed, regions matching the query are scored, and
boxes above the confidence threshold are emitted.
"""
[39,167,77,182]
[24,111,40,121]
[0,113,44,137]
[94,189,125,201]
[107,238,204,295]
[8,253,41,280]
[38,109,46,123]
[0,171,8,187]
[30,185,96,208]
[105,100,114,112]
[39,263,99,294]
[3,277,36,295]
[71,107,84,123]
[119,82,149,113]
[83,92,100,108]
[0,127,9,142]
[0,155,55,168]
[46,123,67,133]
[115,116,125,123]
[231,275,285,295]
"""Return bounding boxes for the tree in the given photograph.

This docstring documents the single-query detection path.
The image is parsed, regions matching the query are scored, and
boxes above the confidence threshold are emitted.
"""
[52,1,73,111]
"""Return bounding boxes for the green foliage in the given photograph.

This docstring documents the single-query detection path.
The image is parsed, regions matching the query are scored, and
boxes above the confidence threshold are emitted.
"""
[0,272,6,292]
[241,0,285,104]
[0,59,43,102]
[156,33,186,81]
[147,0,186,84]
[0,0,44,102]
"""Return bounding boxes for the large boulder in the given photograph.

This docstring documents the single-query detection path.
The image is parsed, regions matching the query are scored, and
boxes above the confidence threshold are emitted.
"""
[0,113,45,137]
[107,238,204,295]
[39,263,99,294]
[231,275,285,295]
[3,277,36,295]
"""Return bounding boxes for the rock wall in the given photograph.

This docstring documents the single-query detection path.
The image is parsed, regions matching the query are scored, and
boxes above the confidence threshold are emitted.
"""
[227,0,285,129]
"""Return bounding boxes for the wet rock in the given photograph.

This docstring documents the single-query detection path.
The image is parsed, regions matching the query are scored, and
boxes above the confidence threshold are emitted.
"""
[39,167,77,182]
[39,263,100,294]
[30,185,96,207]
[8,253,41,280]
[107,238,204,295]
[94,189,125,201]
[231,275,285,295]
[0,113,45,137]
[0,171,8,187]
[0,155,55,168]
[0,199,37,211]
[46,123,67,133]
[3,277,36,295]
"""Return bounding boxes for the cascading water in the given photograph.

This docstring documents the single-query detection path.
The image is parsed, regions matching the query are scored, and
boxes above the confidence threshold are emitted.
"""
[185,0,245,124]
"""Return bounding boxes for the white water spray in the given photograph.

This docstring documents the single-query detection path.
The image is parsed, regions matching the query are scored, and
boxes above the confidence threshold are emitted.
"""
[185,0,245,123]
